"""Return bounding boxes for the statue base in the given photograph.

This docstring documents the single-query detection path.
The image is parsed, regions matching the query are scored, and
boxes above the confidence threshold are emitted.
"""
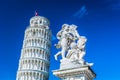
[60,58,93,70]
[53,65,96,80]
[53,58,95,80]
[60,58,84,69]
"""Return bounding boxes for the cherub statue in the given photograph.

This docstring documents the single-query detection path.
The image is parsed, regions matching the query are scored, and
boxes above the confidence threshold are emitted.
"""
[54,24,70,60]
[54,24,80,60]
[77,36,87,60]
[66,42,79,60]
[66,36,87,63]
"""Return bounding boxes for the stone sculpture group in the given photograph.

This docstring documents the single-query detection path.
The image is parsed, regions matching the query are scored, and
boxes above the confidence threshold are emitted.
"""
[54,24,92,66]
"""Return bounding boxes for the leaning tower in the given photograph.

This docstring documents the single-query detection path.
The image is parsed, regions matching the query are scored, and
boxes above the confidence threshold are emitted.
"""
[16,14,52,80]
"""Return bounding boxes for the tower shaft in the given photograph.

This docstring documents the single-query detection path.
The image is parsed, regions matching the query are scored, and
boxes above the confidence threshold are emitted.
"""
[16,16,51,80]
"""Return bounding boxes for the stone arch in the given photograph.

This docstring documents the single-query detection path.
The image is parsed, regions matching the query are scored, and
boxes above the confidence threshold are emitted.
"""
[36,29,38,35]
[41,61,43,70]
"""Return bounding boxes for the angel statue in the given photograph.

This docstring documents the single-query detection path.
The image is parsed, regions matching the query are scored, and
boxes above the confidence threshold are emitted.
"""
[66,36,87,61]
[54,24,80,60]
[66,36,93,66]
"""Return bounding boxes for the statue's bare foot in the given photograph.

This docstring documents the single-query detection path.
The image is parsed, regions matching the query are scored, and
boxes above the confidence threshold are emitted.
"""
[54,55,57,60]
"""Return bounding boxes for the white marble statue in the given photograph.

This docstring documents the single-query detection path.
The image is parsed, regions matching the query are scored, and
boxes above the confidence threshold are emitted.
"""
[66,42,79,60]
[66,36,86,62]
[54,24,80,60]
[77,36,87,60]
[54,24,94,69]
[54,24,69,60]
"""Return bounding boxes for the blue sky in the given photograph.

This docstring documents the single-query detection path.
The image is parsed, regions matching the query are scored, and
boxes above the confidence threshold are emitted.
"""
[0,0,120,80]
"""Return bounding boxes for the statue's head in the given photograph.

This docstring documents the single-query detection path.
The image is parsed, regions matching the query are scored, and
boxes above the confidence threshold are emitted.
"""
[62,24,69,31]
[70,42,77,49]
[70,24,77,30]
[78,36,87,44]
[81,36,87,42]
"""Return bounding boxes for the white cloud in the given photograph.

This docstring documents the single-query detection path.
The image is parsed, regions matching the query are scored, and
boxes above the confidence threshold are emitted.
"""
[73,6,88,19]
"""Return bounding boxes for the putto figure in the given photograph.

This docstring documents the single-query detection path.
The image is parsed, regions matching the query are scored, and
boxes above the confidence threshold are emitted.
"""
[66,36,87,65]
[54,24,80,60]
[54,24,81,60]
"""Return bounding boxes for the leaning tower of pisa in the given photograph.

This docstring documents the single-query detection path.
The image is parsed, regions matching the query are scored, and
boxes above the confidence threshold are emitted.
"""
[16,14,52,80]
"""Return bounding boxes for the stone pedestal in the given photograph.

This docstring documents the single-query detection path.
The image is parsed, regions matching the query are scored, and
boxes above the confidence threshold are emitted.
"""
[53,59,96,80]
[53,65,96,80]
[60,58,85,69]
